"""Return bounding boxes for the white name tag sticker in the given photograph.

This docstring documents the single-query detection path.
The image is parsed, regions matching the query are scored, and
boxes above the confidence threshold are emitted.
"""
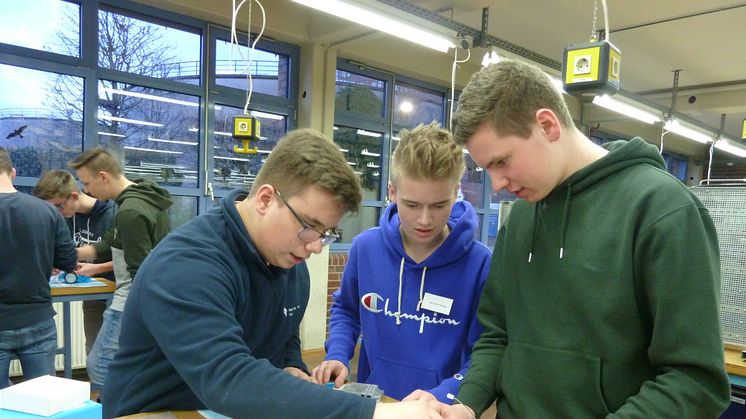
[421,292,453,316]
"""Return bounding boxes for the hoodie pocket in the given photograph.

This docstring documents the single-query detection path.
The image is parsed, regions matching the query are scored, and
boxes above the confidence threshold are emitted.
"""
[500,341,610,418]
[368,357,438,400]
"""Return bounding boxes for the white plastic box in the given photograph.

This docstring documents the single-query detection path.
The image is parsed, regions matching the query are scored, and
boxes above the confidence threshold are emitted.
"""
[0,376,89,417]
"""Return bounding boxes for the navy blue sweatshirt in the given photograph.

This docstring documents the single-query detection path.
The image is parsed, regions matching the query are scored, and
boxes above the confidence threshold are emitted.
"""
[1,192,77,330]
[68,199,116,281]
[103,189,375,418]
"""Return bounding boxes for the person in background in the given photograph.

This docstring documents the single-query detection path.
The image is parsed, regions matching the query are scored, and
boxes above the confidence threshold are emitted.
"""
[313,123,491,403]
[0,147,77,389]
[33,170,116,355]
[442,59,730,418]
[102,129,448,419]
[68,148,172,395]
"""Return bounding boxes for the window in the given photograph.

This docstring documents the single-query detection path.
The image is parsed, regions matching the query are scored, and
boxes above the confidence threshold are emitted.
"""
[335,69,386,118]
[0,0,80,57]
[394,81,445,129]
[0,64,83,177]
[214,38,290,97]
[98,9,201,85]
[97,80,200,188]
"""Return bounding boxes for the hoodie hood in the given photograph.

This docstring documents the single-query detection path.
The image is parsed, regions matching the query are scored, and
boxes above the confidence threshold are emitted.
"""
[379,199,479,268]
[527,138,666,262]
[116,179,173,211]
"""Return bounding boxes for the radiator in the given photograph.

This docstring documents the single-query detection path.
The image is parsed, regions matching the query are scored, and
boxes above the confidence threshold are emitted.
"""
[9,301,88,376]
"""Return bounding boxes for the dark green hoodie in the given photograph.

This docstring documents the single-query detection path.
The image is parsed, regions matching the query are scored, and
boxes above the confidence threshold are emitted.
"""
[459,138,730,418]
[94,179,172,311]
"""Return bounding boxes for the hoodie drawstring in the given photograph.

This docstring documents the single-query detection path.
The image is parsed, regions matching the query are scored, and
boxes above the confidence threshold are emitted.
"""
[527,184,573,262]
[528,204,539,263]
[559,185,572,259]
[396,258,404,325]
[415,266,428,311]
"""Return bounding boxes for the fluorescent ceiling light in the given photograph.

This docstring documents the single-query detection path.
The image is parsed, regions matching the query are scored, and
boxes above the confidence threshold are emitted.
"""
[215,155,250,162]
[101,88,197,107]
[664,120,713,144]
[250,111,284,120]
[98,114,164,127]
[124,146,183,155]
[360,148,380,157]
[592,95,661,125]
[715,138,746,158]
[357,129,382,138]
[291,0,456,53]
[338,148,349,153]
[347,161,357,166]
[98,132,125,138]
[215,131,233,137]
[147,137,198,146]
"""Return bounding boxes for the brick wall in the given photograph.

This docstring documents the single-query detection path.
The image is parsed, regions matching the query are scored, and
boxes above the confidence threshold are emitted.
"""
[327,251,349,334]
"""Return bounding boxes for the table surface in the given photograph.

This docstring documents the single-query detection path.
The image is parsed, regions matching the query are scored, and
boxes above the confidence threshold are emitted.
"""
[50,278,116,297]
[725,348,746,377]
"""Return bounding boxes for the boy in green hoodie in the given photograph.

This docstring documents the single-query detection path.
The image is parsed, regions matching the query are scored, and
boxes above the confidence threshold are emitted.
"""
[69,147,172,395]
[442,60,730,419]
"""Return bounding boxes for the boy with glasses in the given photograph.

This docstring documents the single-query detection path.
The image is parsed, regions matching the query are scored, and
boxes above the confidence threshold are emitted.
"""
[313,123,491,403]
[103,129,448,418]
[0,147,77,389]
[33,170,116,355]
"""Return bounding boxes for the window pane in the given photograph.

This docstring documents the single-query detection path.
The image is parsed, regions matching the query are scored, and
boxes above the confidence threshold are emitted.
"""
[0,64,83,177]
[97,80,200,188]
[394,82,445,128]
[98,10,201,85]
[213,105,287,192]
[168,195,198,229]
[0,0,80,57]
[337,206,380,244]
[214,38,290,97]
[335,70,385,118]
[460,153,484,207]
[333,126,383,199]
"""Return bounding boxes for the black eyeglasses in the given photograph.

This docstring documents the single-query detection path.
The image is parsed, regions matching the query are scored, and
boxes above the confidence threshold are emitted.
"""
[54,194,71,211]
[276,190,339,246]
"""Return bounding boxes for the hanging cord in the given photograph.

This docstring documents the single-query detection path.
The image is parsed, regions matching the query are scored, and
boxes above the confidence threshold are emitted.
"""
[706,140,716,185]
[659,126,669,154]
[449,46,471,125]
[230,0,267,115]
[589,0,610,42]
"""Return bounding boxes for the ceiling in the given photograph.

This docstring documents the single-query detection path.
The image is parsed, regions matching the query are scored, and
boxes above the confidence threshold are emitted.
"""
[415,0,746,143]
[144,0,746,160]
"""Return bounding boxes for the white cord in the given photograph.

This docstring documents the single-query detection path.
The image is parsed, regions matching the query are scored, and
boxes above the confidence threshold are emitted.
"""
[449,47,471,126]
[601,0,609,42]
[229,0,267,115]
[446,393,476,419]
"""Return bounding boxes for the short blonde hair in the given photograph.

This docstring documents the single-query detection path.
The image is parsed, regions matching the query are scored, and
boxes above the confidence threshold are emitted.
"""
[390,123,464,187]
[33,170,80,200]
[250,129,362,213]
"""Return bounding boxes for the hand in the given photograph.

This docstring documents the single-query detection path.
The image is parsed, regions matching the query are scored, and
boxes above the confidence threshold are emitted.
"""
[372,400,446,419]
[311,359,349,387]
[441,403,477,419]
[51,269,61,276]
[283,366,317,384]
[403,389,437,402]
[75,262,100,277]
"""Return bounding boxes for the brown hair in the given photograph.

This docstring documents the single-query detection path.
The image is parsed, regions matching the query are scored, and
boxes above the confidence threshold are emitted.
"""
[390,123,464,187]
[68,147,123,177]
[0,147,11,175]
[250,129,362,213]
[452,59,575,145]
[32,170,80,200]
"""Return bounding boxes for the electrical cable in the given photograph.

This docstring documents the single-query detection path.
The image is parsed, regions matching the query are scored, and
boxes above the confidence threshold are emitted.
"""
[229,0,267,115]
[449,46,470,126]
[446,393,476,419]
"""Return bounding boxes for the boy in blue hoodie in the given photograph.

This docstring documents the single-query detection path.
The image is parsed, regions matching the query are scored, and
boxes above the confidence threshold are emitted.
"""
[33,170,116,355]
[443,60,730,419]
[313,123,491,403]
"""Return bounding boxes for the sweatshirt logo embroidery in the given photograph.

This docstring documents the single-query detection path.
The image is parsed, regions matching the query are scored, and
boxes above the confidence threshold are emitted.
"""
[361,293,384,313]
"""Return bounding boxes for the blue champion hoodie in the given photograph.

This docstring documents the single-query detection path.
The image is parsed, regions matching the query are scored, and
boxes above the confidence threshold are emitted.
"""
[326,200,491,402]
